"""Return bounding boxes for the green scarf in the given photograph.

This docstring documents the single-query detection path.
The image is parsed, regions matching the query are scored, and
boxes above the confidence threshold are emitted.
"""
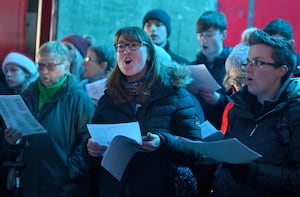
[38,75,67,110]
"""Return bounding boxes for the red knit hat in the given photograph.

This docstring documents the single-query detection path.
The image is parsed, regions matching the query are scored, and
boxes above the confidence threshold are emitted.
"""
[61,34,90,57]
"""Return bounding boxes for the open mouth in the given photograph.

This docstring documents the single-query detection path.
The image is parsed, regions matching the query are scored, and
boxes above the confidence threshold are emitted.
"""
[125,58,132,64]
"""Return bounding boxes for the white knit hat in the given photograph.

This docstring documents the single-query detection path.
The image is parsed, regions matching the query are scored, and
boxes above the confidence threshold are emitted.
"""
[2,52,38,82]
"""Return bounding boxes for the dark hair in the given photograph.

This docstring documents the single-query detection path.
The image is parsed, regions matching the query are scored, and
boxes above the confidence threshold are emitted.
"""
[89,45,116,74]
[196,10,227,33]
[249,30,297,82]
[263,18,293,40]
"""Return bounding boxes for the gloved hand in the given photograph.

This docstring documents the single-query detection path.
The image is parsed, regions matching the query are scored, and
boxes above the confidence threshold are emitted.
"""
[223,162,258,184]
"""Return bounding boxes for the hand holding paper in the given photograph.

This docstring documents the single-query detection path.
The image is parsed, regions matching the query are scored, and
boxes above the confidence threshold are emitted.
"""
[87,138,107,157]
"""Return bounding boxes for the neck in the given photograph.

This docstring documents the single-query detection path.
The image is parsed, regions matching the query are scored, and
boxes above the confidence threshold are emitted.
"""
[88,73,105,83]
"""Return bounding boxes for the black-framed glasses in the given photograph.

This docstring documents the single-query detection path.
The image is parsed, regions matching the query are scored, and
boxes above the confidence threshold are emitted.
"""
[37,62,63,71]
[114,41,149,52]
[83,56,98,63]
[244,59,278,67]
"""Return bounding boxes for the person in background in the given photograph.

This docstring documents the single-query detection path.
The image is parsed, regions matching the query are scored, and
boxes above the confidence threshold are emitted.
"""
[189,10,232,130]
[143,8,189,64]
[86,26,204,197]
[263,18,300,77]
[211,30,300,197]
[189,10,232,196]
[0,70,13,95]
[2,41,95,197]
[263,18,294,46]
[61,34,91,81]
[220,44,249,133]
[80,45,116,105]
[220,27,257,133]
[2,52,39,94]
[0,52,38,195]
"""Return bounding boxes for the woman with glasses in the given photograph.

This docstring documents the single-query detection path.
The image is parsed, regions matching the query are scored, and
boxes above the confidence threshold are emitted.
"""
[3,41,95,197]
[211,30,300,196]
[86,26,204,197]
[80,45,115,105]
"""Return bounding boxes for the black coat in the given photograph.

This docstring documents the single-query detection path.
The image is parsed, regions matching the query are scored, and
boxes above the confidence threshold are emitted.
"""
[92,80,204,197]
[212,78,300,197]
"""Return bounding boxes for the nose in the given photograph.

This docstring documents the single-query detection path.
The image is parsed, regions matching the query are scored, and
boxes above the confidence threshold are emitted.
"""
[38,67,49,74]
[82,60,88,67]
[5,71,11,77]
[150,24,157,32]
[123,45,131,53]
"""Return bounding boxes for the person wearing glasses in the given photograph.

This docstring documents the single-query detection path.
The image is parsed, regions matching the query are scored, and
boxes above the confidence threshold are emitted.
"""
[211,30,300,196]
[3,41,95,197]
[80,45,115,105]
[86,26,204,197]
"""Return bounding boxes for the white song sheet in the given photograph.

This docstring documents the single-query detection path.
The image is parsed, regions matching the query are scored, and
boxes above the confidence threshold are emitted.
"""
[0,95,47,136]
[87,122,142,147]
[101,133,261,182]
[187,64,222,93]
[177,137,262,164]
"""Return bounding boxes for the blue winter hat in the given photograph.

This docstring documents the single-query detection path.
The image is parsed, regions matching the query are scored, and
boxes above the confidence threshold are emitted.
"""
[143,9,171,37]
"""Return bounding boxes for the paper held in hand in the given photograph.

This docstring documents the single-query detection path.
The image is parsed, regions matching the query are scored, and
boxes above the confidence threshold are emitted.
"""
[0,95,47,136]
[187,64,221,93]
[87,122,142,147]
[177,136,262,164]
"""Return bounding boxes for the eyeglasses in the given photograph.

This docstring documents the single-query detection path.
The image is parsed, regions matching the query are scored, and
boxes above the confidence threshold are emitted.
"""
[37,62,63,71]
[114,41,149,52]
[243,59,278,67]
[83,56,98,63]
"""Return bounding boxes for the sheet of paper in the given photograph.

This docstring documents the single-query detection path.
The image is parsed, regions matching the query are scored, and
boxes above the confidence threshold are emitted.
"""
[177,137,262,164]
[85,78,106,100]
[101,135,149,181]
[187,64,221,93]
[200,120,224,141]
[87,122,142,147]
[0,95,47,136]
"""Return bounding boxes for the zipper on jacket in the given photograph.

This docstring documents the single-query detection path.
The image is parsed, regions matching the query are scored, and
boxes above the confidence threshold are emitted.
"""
[249,123,258,136]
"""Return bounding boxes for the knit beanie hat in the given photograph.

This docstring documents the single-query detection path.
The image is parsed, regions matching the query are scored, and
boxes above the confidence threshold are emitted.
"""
[2,52,39,83]
[143,9,171,37]
[61,34,90,57]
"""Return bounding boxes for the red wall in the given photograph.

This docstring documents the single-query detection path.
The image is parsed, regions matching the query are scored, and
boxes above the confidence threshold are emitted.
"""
[219,0,300,54]
[0,0,27,64]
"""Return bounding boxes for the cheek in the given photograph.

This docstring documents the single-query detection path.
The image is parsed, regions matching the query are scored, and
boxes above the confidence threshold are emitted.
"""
[15,71,27,81]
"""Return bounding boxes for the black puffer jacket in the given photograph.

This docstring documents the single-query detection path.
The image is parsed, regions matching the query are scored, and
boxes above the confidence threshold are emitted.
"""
[92,62,204,197]
[212,78,300,197]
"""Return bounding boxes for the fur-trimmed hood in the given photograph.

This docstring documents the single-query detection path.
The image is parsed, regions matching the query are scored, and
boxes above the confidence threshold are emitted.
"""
[162,61,192,88]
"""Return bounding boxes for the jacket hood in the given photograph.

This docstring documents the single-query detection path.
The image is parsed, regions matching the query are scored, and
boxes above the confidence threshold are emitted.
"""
[285,78,300,100]
[162,61,192,88]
